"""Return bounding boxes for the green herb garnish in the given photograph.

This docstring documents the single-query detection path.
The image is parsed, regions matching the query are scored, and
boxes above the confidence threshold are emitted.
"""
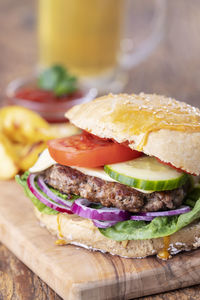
[38,65,78,96]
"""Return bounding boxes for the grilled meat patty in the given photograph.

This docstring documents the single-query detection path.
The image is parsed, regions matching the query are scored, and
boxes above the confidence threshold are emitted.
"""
[43,164,188,213]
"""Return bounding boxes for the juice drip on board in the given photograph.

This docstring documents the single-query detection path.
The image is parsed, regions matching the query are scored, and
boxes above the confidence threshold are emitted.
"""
[55,214,67,246]
[108,93,200,151]
[157,236,171,260]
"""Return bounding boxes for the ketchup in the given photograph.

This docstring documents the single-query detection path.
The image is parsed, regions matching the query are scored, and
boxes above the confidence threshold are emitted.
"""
[8,87,85,123]
[15,88,83,103]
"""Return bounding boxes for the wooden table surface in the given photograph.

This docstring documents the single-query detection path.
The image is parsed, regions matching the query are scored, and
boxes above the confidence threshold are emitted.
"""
[1,0,200,299]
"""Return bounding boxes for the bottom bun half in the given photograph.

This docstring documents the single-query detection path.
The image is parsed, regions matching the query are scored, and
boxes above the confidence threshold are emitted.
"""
[34,208,200,258]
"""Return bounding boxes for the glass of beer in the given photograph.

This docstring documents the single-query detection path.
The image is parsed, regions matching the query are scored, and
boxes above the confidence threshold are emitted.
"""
[38,0,166,93]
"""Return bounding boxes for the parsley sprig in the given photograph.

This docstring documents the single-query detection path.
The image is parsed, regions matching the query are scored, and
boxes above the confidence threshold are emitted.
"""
[38,65,78,96]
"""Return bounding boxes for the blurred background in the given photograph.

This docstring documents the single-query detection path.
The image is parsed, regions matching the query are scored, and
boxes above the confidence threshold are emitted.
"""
[1,0,200,107]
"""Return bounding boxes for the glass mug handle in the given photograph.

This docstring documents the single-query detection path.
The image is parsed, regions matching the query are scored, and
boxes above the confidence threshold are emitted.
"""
[119,0,166,70]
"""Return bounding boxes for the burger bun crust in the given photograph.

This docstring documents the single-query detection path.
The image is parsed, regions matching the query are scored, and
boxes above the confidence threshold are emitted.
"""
[35,208,200,258]
[65,93,200,175]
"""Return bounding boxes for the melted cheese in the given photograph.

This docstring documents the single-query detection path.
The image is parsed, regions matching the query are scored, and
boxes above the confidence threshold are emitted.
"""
[29,148,56,173]
[121,240,129,248]
[55,239,67,246]
[29,148,153,193]
[55,214,67,245]
[70,166,116,182]
[157,236,171,260]
[57,214,63,238]
[108,93,200,150]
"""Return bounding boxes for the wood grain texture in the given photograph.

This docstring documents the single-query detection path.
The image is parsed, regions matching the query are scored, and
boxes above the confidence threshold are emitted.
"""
[1,180,200,300]
[1,0,200,299]
[0,243,62,300]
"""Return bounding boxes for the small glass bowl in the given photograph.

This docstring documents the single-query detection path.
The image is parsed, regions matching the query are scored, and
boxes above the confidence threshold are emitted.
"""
[5,76,98,123]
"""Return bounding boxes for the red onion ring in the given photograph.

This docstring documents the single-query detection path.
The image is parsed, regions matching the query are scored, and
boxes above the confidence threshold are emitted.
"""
[130,215,155,221]
[92,219,118,228]
[27,174,72,214]
[137,205,191,217]
[71,198,131,221]
[37,175,73,208]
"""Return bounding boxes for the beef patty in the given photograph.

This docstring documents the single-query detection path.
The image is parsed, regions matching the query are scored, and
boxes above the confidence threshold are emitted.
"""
[42,164,188,213]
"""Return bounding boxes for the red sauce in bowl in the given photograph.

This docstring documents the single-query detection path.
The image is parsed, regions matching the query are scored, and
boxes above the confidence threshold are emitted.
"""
[6,77,97,123]
[15,88,83,104]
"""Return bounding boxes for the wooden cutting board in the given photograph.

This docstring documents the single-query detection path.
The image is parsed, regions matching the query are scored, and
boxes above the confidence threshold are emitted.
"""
[1,180,200,300]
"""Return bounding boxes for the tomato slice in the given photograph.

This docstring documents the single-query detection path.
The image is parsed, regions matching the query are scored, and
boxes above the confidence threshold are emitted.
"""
[48,132,142,167]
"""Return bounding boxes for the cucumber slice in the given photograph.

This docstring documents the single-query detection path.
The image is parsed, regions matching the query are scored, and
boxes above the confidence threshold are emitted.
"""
[104,156,188,191]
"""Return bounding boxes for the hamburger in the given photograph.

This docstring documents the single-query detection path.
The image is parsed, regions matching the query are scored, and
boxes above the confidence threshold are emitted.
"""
[16,93,200,259]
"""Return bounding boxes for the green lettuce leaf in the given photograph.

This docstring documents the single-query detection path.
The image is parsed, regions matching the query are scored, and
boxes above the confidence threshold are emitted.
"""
[16,172,59,215]
[48,185,79,202]
[99,187,200,241]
